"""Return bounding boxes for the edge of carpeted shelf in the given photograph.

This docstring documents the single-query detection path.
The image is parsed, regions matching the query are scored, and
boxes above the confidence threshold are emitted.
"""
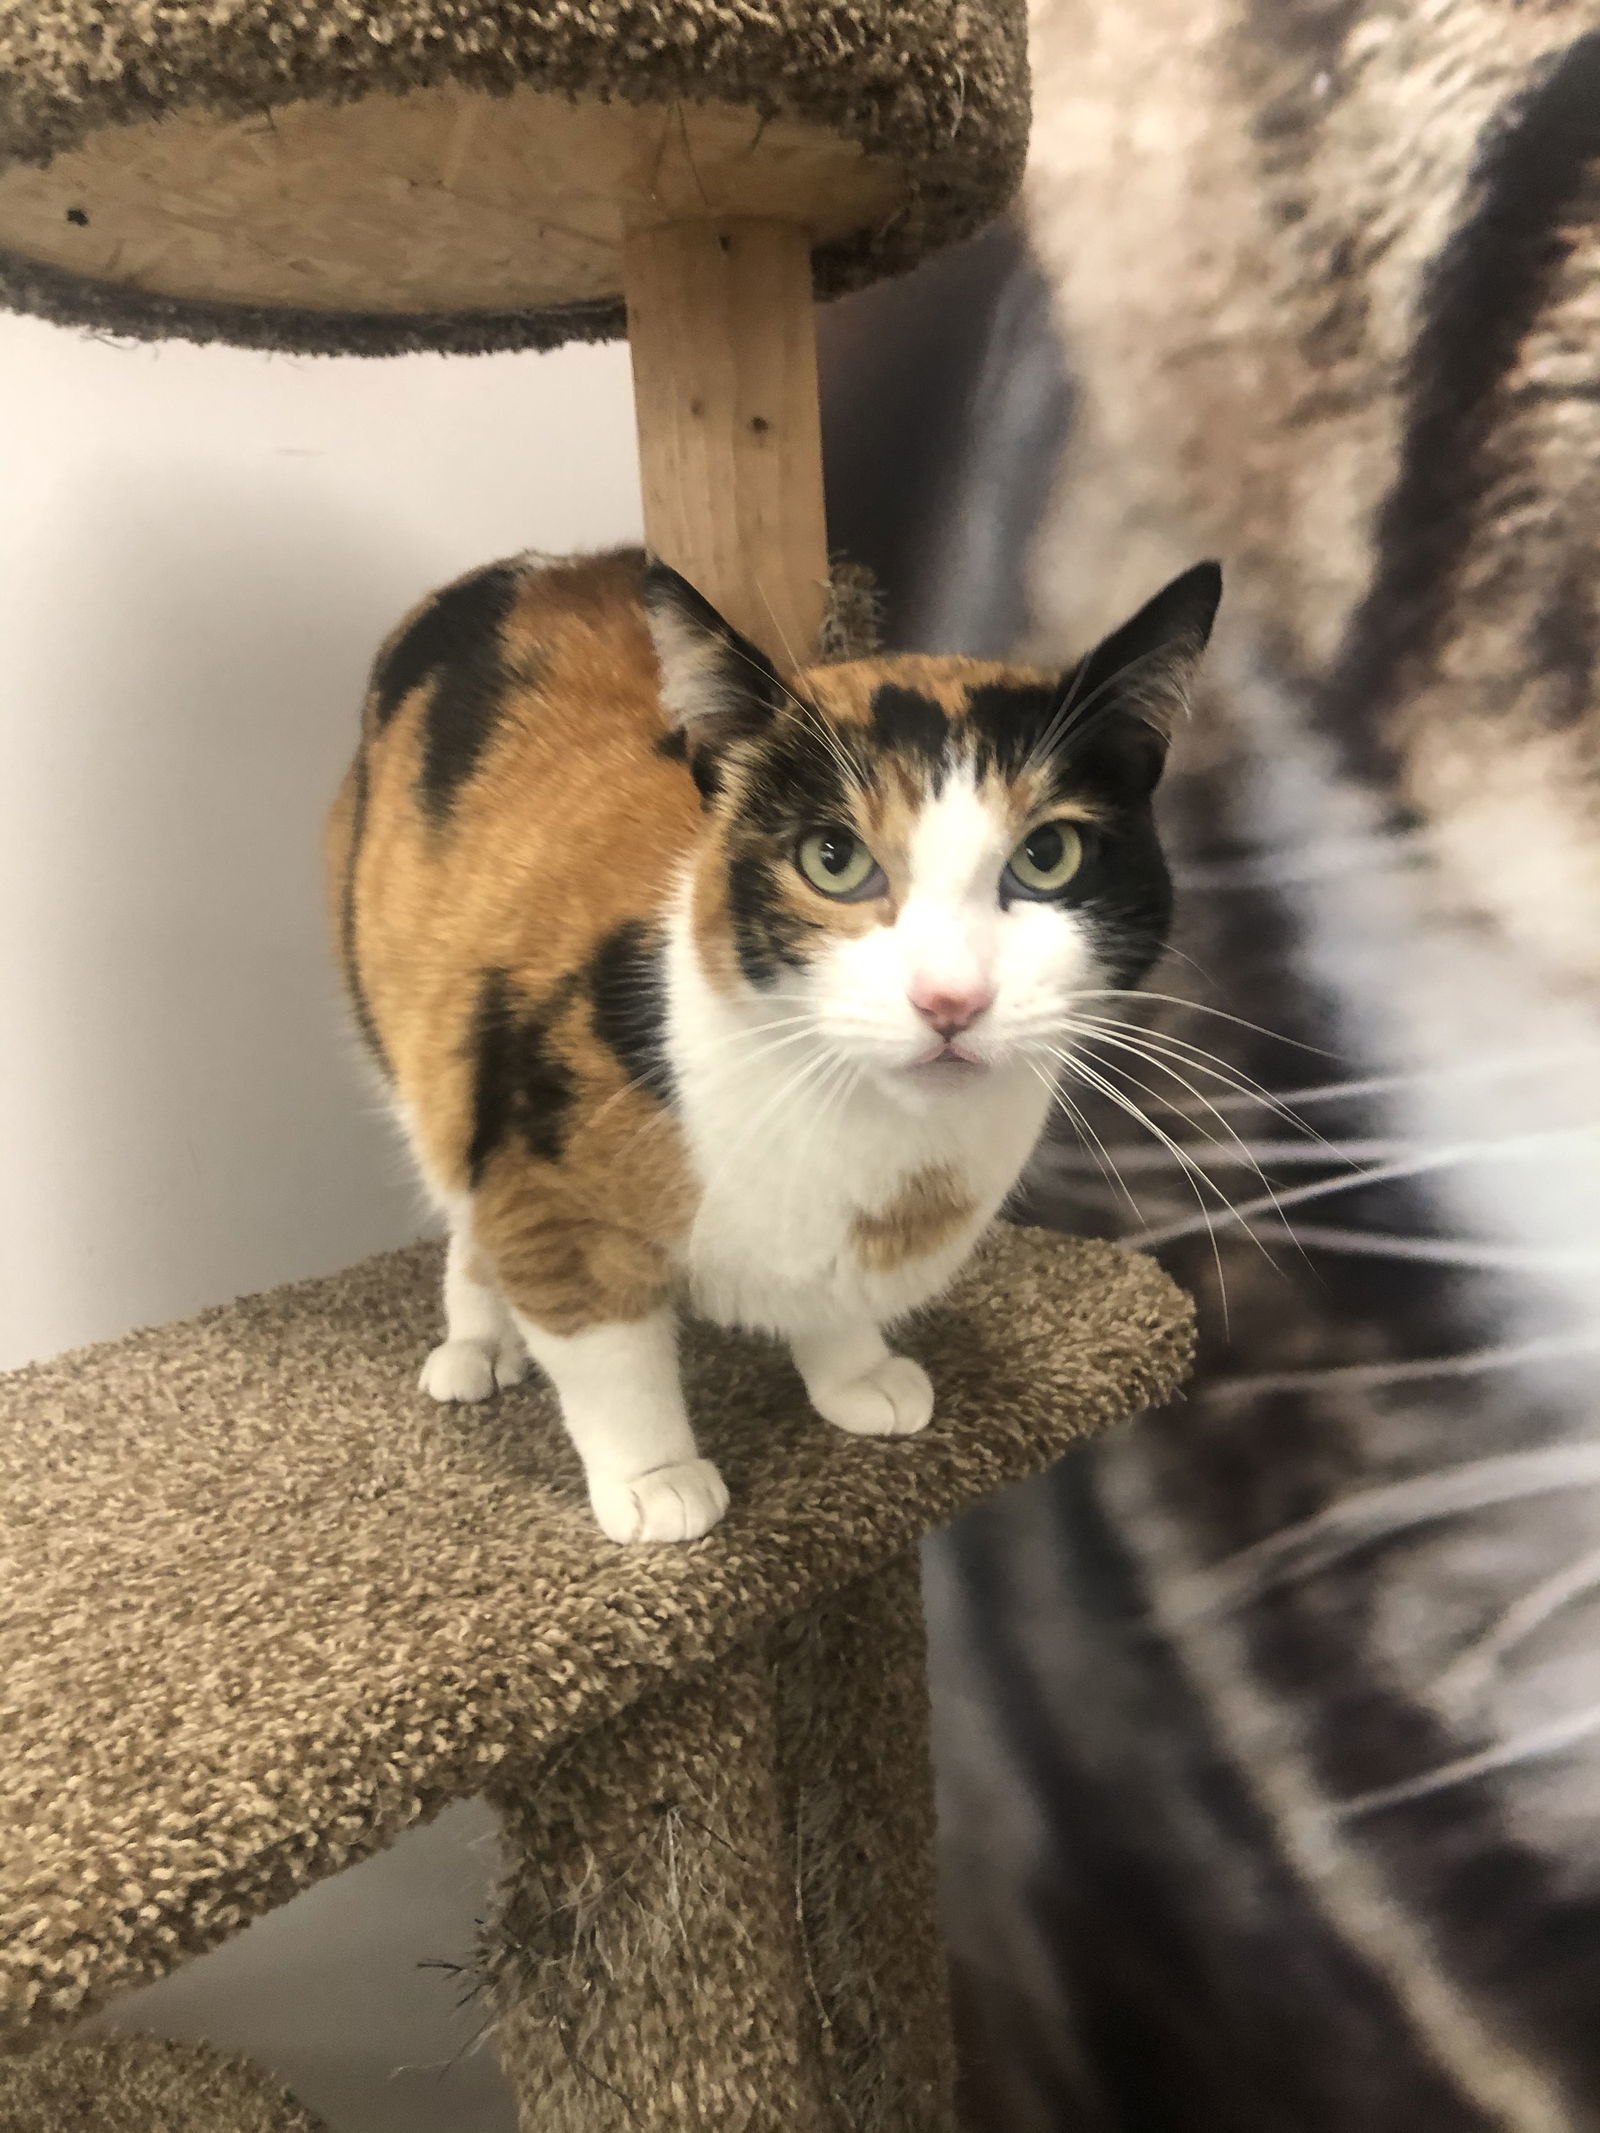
[0,2033,332,2133]
[0,1220,1191,2048]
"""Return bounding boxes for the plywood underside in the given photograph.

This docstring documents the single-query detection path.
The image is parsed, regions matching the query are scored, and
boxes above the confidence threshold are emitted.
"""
[0,87,903,315]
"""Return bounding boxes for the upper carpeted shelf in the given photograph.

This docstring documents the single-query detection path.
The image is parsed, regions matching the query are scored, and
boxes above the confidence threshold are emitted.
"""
[0,0,1029,355]
[0,1223,1190,2049]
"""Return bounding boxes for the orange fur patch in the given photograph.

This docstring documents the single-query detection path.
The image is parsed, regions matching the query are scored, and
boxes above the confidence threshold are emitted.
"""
[850,1164,978,1273]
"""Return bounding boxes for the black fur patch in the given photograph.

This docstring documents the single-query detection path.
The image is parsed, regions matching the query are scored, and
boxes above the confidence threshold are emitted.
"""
[727,853,819,989]
[588,922,675,1105]
[337,748,390,1078]
[964,678,1067,784]
[372,564,519,728]
[1530,561,1596,732]
[1320,33,1600,773]
[871,683,950,769]
[741,720,859,837]
[467,968,578,1182]
[1075,819,1175,991]
[417,578,527,823]
[371,564,525,824]
[969,565,1216,798]
[991,808,1173,990]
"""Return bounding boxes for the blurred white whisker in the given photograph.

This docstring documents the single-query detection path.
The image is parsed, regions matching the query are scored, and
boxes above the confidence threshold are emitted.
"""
[1325,1704,1600,1823]
[1165,1447,1600,1623]
[1435,1544,1600,1716]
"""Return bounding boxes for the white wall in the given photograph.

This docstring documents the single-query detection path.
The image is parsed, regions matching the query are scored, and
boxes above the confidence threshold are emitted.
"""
[0,313,642,1371]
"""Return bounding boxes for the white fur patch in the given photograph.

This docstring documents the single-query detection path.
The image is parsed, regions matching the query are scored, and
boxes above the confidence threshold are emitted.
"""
[644,600,748,733]
[662,758,1112,1343]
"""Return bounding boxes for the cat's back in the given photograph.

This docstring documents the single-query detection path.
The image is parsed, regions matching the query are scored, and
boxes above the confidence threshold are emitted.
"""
[349,544,673,842]
[329,546,700,1092]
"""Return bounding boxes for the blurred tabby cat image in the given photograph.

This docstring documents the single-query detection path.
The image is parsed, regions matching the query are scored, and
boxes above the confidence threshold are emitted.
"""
[898,6,1600,2129]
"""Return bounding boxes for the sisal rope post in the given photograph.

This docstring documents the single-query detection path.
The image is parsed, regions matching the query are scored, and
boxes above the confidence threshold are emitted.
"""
[624,217,830,666]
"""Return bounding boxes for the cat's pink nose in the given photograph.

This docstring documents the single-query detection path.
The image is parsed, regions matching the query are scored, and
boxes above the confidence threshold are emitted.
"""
[909,977,995,1038]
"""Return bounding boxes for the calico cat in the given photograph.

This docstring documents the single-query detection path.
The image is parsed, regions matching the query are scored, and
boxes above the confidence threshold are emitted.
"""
[327,547,1218,1543]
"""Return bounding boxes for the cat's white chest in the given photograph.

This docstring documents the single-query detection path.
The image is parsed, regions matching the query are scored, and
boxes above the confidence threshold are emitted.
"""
[675,1070,1033,1334]
[680,1086,892,1324]
[663,918,1047,1334]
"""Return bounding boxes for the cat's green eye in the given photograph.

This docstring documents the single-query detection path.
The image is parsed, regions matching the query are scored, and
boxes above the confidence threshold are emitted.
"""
[797,826,881,899]
[1006,820,1085,898]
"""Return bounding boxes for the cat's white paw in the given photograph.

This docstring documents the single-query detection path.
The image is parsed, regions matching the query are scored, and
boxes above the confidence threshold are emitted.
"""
[810,1355,934,1438]
[492,1341,531,1390]
[588,1459,730,1545]
[420,1337,526,1404]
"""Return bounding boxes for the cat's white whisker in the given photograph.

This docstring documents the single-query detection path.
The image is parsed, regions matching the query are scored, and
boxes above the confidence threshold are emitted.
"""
[1165,1447,1600,1623]
[1027,1060,1144,1223]
[1435,1542,1600,1716]
[1260,1226,1600,1273]
[1053,1033,1301,1278]
[1202,1333,1600,1402]
[697,1037,847,1200]
[1063,1021,1326,1206]
[1047,1045,1237,1320]
[1119,1130,1600,1253]
[1068,989,1341,1060]
[1042,1138,1406,1171]
[1323,1704,1600,1825]
[1063,1012,1324,1141]
[1150,1046,1600,1121]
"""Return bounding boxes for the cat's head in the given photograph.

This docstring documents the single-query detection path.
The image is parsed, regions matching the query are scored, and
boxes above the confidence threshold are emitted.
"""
[645,560,1221,1101]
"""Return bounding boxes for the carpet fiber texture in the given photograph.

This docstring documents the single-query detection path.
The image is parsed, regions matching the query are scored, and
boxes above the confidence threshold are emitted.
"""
[0,0,1028,353]
[0,2032,330,2133]
[0,1222,1190,2050]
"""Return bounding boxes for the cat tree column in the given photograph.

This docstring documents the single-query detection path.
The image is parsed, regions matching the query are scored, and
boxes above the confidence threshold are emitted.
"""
[625,211,829,657]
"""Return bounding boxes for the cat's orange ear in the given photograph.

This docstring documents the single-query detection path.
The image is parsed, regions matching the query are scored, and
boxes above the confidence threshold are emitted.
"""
[643,559,789,749]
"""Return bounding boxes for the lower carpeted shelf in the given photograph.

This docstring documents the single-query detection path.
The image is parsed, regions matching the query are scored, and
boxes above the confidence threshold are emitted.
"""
[0,1222,1192,2054]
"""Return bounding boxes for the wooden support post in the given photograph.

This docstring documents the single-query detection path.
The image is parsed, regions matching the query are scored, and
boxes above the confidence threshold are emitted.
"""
[623,217,829,667]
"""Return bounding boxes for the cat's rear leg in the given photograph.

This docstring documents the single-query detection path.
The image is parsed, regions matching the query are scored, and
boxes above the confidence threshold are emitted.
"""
[419,1216,530,1403]
[791,1316,934,1438]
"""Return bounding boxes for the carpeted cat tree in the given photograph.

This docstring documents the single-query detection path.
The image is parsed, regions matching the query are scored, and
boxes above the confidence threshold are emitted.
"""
[0,9,1193,2130]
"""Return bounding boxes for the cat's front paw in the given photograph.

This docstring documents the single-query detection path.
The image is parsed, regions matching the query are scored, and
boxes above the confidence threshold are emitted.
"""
[810,1354,934,1438]
[588,1459,730,1545]
[419,1336,528,1403]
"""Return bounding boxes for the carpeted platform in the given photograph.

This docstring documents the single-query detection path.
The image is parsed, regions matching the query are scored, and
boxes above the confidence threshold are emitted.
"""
[0,0,1029,354]
[0,2032,331,2133]
[0,1222,1190,2051]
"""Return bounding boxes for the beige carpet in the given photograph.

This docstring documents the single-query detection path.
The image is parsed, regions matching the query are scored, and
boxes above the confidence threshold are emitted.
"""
[0,1221,1190,2064]
[0,2032,331,2133]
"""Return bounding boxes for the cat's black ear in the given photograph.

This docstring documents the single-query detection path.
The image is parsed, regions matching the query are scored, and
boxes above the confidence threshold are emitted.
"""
[1058,560,1222,793]
[642,560,787,775]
